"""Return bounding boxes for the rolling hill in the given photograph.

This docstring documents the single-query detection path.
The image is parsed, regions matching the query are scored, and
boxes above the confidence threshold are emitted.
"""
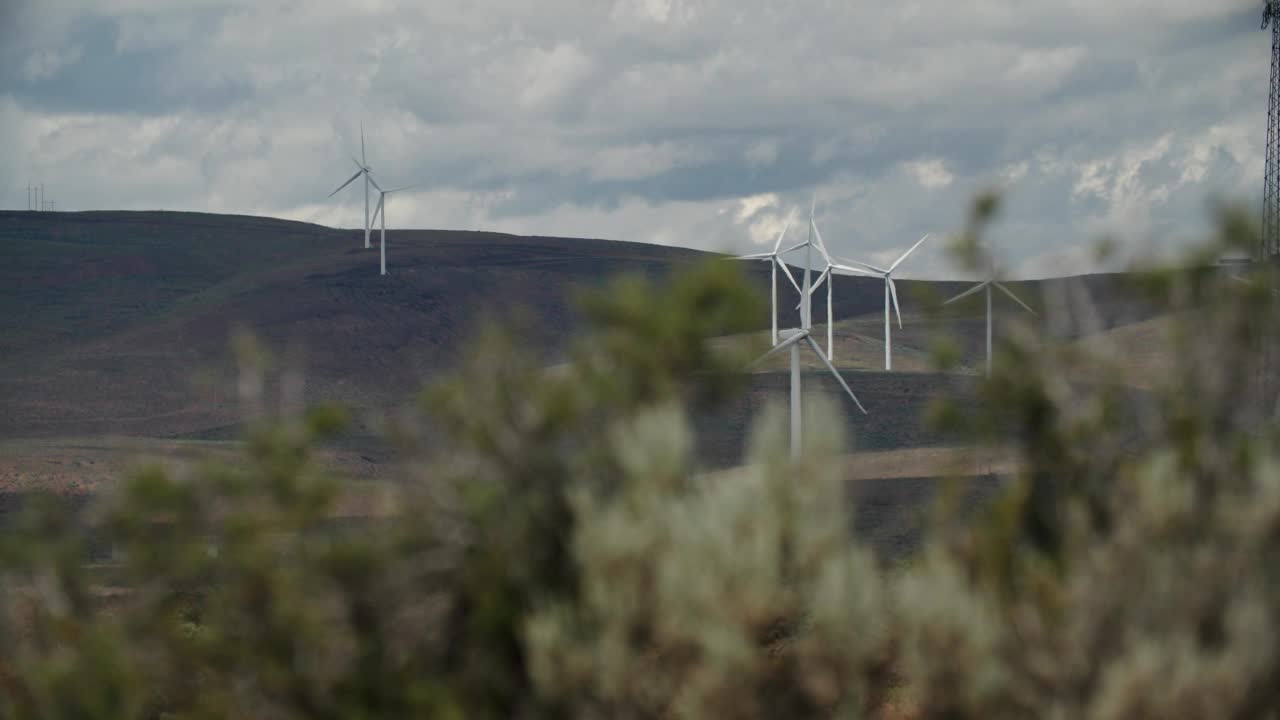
[0,209,1177,555]
[0,210,1161,442]
[1,210,719,439]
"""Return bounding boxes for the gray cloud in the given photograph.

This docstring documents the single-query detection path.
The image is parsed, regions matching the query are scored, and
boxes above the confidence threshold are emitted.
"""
[0,0,1268,277]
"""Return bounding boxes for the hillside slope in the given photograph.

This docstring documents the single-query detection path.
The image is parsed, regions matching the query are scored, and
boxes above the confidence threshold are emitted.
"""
[1,211,718,437]
[1,210,1163,443]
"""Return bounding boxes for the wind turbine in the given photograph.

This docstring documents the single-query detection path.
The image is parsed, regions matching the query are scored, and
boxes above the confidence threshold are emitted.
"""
[327,124,376,249]
[942,261,1037,376]
[368,177,419,277]
[801,200,876,361]
[834,234,932,370]
[735,208,804,345]
[742,203,869,458]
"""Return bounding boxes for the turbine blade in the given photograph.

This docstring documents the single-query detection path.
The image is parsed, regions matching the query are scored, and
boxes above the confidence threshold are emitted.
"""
[780,240,809,255]
[361,122,366,165]
[888,277,903,328]
[806,336,867,414]
[795,269,830,309]
[367,175,383,193]
[776,258,802,295]
[809,268,829,295]
[733,252,774,260]
[888,233,931,273]
[771,208,797,253]
[750,330,809,367]
[327,170,363,198]
[831,263,877,277]
[943,281,991,306]
[995,282,1038,316]
[385,183,421,194]
[811,221,833,264]
[372,195,385,225]
[837,256,888,274]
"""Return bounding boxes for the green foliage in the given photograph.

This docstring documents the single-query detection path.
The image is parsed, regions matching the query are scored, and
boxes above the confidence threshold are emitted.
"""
[0,260,766,719]
[893,200,1280,718]
[4,203,1280,719]
[527,401,893,718]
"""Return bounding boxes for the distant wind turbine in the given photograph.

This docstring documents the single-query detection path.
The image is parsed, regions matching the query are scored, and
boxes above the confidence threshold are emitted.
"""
[368,177,419,277]
[327,124,376,248]
[800,199,875,362]
[834,234,932,370]
[740,202,869,458]
[943,262,1037,376]
[734,208,803,345]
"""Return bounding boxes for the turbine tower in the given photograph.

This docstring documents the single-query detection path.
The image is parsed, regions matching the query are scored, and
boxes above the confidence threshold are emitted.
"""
[328,124,376,249]
[368,178,419,277]
[943,262,1036,376]
[836,234,932,370]
[803,200,865,361]
[1264,1,1280,259]
[735,209,803,345]
[738,203,869,458]
[358,125,372,249]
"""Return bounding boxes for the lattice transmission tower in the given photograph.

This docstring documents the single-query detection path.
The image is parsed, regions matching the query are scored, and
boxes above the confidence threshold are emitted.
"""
[1263,1,1280,258]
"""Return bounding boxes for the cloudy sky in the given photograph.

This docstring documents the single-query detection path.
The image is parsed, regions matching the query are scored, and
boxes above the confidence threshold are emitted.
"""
[0,0,1267,277]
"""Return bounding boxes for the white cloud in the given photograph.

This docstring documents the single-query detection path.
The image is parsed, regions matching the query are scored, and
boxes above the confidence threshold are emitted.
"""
[1001,162,1029,184]
[20,46,81,82]
[744,140,778,168]
[515,43,594,113]
[734,192,778,223]
[612,0,697,25]
[903,158,955,190]
[1072,160,1111,201]
[1006,46,1086,88]
[586,142,707,181]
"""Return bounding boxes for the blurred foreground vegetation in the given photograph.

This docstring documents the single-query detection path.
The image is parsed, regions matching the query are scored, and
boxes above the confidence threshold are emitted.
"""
[3,197,1280,718]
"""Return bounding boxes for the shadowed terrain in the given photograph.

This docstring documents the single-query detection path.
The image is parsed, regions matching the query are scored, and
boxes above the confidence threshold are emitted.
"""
[0,210,1169,555]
